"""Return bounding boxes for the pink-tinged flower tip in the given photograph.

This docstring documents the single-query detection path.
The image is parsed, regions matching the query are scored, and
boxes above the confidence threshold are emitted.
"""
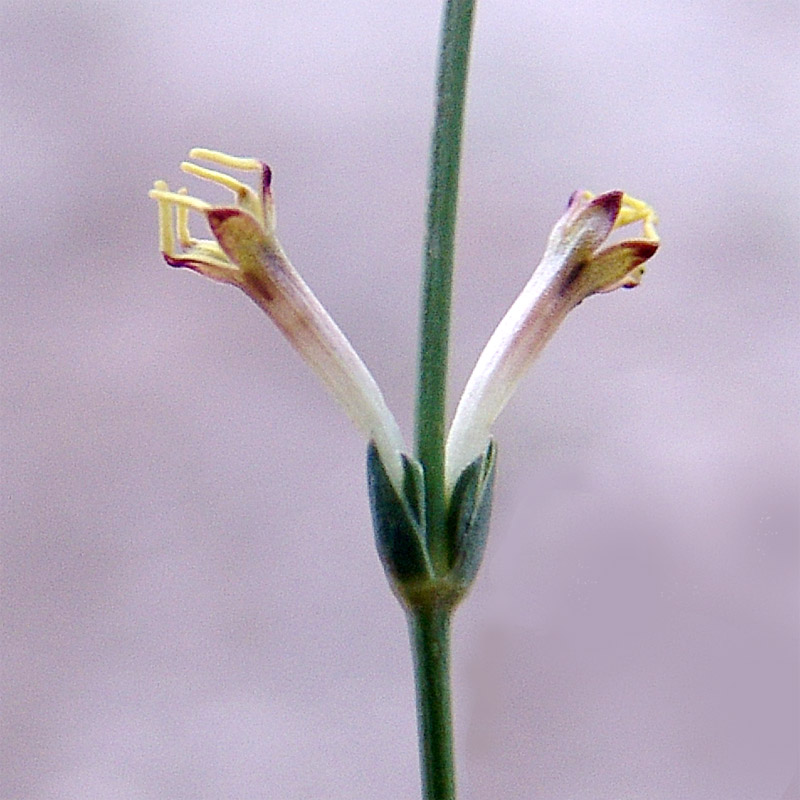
[149,149,407,489]
[445,190,659,489]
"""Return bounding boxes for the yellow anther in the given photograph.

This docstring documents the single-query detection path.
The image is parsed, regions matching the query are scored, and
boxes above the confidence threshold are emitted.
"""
[188,148,263,172]
[148,187,212,215]
[615,193,659,243]
[181,161,263,220]
[181,162,250,197]
[172,189,223,260]
[573,190,659,243]
[175,187,193,247]
[149,182,229,269]
[152,180,175,255]
[642,215,659,243]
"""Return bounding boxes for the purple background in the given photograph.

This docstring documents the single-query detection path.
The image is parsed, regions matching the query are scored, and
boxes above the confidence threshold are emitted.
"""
[2,1,798,798]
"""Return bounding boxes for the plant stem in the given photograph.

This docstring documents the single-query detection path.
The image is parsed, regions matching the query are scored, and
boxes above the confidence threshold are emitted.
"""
[408,3,475,798]
[415,0,477,570]
[409,606,456,800]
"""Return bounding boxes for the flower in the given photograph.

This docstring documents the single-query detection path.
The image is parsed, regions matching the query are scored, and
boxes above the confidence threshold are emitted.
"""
[445,190,659,489]
[149,149,407,487]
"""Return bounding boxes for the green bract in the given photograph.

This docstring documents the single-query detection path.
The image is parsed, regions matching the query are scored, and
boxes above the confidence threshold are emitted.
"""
[367,440,496,610]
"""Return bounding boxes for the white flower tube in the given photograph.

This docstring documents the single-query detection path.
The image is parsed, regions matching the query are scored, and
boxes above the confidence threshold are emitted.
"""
[150,149,407,489]
[445,190,659,490]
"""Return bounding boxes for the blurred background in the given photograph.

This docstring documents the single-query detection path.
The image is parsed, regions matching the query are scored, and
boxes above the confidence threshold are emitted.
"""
[2,1,798,798]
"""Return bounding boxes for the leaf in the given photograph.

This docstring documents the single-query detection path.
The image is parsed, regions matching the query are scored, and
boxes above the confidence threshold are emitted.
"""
[445,439,497,592]
[367,442,432,589]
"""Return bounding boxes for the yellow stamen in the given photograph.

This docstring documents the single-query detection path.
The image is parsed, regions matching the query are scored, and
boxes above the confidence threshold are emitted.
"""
[615,193,659,243]
[174,188,194,247]
[149,182,232,273]
[171,188,222,259]
[188,148,263,172]
[579,190,659,244]
[148,187,212,215]
[180,162,262,220]
[152,180,176,256]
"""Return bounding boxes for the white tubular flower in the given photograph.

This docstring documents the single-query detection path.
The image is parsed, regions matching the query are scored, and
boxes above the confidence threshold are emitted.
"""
[149,149,406,488]
[445,190,659,490]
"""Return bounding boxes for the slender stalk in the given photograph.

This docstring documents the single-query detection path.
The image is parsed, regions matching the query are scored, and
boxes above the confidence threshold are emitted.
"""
[409,606,456,800]
[408,4,475,798]
[415,0,477,569]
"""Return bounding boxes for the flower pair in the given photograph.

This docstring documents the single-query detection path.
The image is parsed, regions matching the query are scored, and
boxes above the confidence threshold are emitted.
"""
[149,150,658,495]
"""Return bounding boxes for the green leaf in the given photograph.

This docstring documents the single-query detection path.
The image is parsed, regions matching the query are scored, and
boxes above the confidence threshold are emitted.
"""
[367,442,433,590]
[445,439,497,592]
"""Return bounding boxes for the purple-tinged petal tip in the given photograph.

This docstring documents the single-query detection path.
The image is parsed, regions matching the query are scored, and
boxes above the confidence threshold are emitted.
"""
[206,206,245,226]
[163,251,198,269]
[261,163,272,195]
[588,190,623,220]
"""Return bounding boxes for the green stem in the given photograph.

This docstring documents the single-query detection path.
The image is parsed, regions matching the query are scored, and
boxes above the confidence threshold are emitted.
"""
[409,606,456,800]
[415,0,477,570]
[407,4,475,798]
